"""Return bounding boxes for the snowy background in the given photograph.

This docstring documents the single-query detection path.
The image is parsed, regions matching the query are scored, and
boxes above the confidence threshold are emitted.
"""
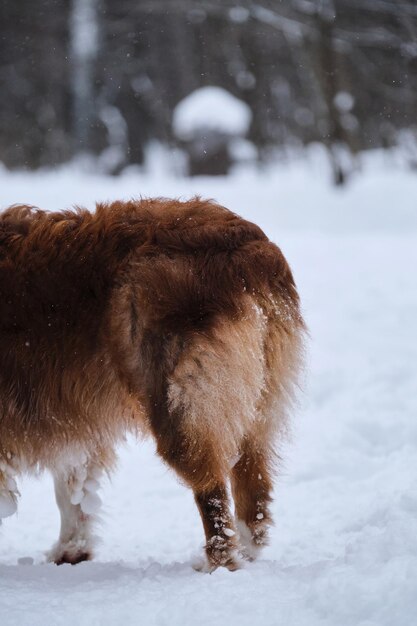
[1,150,416,625]
[2,0,417,622]
[2,0,417,181]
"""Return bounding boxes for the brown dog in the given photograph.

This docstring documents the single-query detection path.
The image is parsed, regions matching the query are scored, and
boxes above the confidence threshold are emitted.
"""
[0,198,305,570]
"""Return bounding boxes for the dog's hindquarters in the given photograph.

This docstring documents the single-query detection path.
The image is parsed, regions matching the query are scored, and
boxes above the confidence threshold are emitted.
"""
[142,292,303,570]
[231,296,304,560]
[107,208,305,570]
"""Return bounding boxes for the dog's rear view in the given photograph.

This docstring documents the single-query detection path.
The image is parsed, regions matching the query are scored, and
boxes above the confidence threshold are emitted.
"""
[0,198,305,570]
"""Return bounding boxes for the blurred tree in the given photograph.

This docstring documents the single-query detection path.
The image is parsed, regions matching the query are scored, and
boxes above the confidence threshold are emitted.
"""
[0,0,72,168]
[70,0,101,154]
[0,0,416,180]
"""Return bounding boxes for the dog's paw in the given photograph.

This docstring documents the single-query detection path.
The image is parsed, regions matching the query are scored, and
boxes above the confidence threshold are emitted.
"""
[54,550,92,565]
[236,519,268,562]
[192,547,245,573]
[46,540,93,565]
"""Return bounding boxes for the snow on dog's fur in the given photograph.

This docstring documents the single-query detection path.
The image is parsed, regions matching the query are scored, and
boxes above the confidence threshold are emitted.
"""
[0,198,305,570]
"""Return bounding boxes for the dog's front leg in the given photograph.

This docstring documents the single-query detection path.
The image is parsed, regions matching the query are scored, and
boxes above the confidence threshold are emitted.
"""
[0,462,19,523]
[47,461,103,565]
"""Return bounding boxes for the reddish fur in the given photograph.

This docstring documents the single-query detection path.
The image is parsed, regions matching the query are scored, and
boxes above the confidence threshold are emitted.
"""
[0,197,305,569]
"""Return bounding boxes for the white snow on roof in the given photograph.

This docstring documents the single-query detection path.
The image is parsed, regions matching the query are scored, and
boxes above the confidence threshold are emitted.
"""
[173,86,252,139]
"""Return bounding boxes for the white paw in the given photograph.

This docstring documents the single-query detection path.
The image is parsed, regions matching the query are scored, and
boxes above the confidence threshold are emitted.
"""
[191,547,245,573]
[46,538,93,565]
[191,553,214,573]
[235,519,264,561]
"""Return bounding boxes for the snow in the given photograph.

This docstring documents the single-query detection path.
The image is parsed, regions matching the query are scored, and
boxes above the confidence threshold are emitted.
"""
[173,86,252,139]
[80,492,101,516]
[0,151,416,625]
[70,0,98,59]
[334,91,355,112]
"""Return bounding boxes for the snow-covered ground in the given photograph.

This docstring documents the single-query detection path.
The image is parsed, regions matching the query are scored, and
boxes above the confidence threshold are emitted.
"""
[0,153,416,625]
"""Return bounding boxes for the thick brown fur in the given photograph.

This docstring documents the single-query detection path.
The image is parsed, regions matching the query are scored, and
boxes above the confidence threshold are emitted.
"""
[0,197,305,569]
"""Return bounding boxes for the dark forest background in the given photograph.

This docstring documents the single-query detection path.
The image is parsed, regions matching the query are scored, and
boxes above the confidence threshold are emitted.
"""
[1,0,417,182]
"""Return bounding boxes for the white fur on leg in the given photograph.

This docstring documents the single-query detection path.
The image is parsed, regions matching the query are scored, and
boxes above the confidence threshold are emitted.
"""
[0,463,19,520]
[236,519,265,561]
[191,545,245,573]
[0,489,18,519]
[191,552,216,573]
[47,463,103,564]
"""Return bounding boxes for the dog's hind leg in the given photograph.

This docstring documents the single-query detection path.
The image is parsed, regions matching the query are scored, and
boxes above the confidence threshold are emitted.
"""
[231,308,304,561]
[146,321,262,572]
[231,440,275,561]
[193,482,241,572]
[47,459,105,565]
[144,340,241,571]
[156,429,240,572]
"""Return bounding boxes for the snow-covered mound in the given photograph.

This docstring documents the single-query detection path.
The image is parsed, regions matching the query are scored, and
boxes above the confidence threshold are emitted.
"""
[173,86,252,139]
